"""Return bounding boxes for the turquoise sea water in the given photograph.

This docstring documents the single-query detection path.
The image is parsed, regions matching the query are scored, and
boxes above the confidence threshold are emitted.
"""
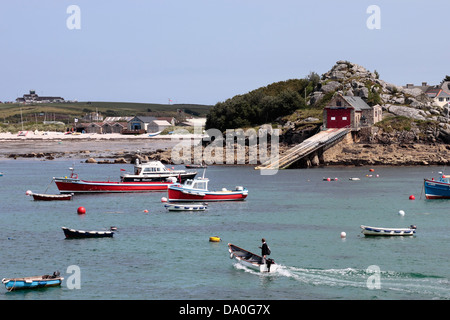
[0,159,448,301]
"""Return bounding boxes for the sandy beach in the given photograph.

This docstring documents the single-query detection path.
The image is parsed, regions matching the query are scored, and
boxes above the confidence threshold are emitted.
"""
[0,131,203,159]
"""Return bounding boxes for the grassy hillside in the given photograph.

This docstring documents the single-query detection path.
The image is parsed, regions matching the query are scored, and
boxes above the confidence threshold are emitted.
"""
[0,101,212,123]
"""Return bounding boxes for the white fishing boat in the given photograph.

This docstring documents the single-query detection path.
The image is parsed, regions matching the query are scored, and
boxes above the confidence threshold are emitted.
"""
[360,225,417,236]
[164,202,208,211]
[228,243,278,272]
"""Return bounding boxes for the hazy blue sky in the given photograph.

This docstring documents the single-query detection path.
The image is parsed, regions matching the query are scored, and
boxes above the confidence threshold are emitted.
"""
[1,1,448,105]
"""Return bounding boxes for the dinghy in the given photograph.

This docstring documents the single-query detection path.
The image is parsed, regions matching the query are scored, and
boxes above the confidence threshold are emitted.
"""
[360,225,417,236]
[228,243,278,272]
[2,272,63,291]
[164,202,208,211]
[29,192,73,201]
[62,226,116,239]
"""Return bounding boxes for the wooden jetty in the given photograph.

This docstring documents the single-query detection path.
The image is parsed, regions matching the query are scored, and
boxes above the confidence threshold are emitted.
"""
[255,128,350,170]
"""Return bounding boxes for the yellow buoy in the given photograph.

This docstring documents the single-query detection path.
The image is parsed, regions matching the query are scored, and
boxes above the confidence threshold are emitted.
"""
[209,236,221,242]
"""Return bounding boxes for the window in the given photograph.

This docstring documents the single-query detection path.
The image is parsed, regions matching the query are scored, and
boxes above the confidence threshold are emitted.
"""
[336,100,342,107]
[331,117,336,121]
[342,117,347,121]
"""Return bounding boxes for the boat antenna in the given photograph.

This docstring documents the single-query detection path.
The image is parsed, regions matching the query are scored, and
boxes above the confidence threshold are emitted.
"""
[202,168,206,179]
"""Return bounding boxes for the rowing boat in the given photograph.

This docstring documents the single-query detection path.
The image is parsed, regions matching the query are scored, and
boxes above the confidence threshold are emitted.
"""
[228,243,277,272]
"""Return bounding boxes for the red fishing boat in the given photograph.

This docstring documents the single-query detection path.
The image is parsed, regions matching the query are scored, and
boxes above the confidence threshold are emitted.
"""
[167,173,248,202]
[53,168,175,193]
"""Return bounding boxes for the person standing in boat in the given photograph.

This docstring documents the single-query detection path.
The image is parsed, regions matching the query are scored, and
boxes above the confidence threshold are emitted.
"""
[260,238,271,263]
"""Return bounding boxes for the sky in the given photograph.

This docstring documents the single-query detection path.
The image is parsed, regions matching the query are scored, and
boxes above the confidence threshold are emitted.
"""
[1,0,449,105]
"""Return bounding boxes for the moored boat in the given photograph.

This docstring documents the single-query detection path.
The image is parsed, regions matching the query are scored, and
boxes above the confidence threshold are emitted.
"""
[168,169,247,202]
[228,243,277,272]
[53,167,174,193]
[360,225,417,236]
[62,226,116,239]
[423,172,450,199]
[28,191,73,201]
[120,160,197,183]
[2,272,63,291]
[148,131,162,137]
[185,163,207,169]
[164,202,208,211]
[168,176,248,202]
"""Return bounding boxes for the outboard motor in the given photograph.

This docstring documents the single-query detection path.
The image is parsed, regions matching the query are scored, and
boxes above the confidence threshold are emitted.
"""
[266,259,274,272]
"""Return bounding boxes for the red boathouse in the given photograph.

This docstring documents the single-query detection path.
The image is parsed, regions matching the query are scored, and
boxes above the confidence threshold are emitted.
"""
[323,94,382,130]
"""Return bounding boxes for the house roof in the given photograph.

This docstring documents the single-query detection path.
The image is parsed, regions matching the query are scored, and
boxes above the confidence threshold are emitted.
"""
[151,120,171,125]
[129,116,156,123]
[436,90,450,98]
[342,96,372,110]
[327,94,371,110]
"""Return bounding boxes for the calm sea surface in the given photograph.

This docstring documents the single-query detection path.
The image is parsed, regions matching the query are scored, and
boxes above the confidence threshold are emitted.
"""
[0,159,448,300]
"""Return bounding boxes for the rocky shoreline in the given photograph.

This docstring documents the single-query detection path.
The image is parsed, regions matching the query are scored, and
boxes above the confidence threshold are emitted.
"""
[2,136,448,168]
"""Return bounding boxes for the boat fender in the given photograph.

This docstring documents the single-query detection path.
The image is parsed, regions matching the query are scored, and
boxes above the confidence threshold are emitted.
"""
[230,253,234,259]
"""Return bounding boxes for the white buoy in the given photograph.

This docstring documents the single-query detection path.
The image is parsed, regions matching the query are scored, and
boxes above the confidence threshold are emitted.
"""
[161,197,167,203]
[398,210,405,216]
[340,232,346,238]
[25,190,32,196]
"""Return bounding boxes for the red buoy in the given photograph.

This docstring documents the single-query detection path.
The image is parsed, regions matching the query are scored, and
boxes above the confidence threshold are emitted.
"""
[77,206,86,214]
[409,195,415,200]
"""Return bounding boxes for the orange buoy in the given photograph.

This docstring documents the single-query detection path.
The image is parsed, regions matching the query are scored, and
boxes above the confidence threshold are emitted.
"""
[77,206,86,214]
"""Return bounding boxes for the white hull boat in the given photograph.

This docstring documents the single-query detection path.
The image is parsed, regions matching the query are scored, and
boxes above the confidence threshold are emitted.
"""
[228,243,278,272]
[361,225,417,236]
[164,202,208,211]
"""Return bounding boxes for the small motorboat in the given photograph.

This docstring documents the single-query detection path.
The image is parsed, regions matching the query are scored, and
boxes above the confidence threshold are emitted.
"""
[185,163,208,169]
[423,172,450,199]
[168,170,248,202]
[27,191,73,201]
[164,202,208,211]
[62,226,116,239]
[228,243,278,273]
[360,225,417,236]
[2,271,63,291]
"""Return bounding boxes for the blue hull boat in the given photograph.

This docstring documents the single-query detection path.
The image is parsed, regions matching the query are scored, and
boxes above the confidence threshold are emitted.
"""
[2,272,63,291]
[424,173,450,199]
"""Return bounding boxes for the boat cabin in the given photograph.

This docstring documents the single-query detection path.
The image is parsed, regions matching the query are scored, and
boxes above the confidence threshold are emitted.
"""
[134,161,170,175]
[183,178,209,191]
